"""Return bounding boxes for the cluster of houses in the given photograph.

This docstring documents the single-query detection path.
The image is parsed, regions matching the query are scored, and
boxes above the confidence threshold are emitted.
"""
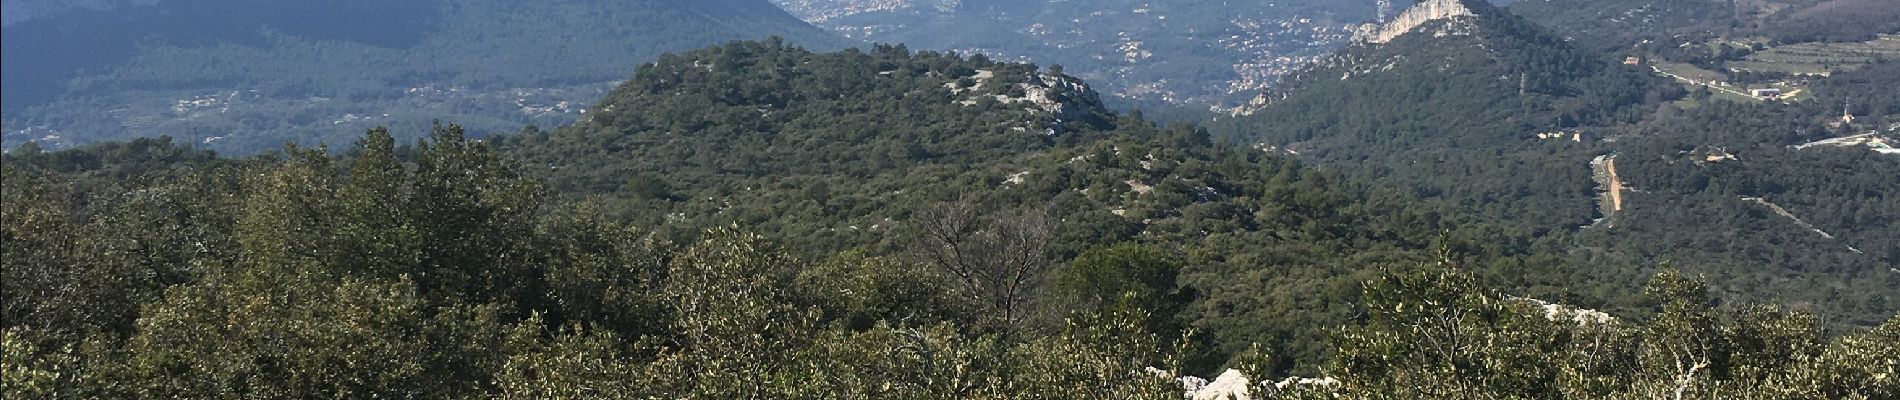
[1534,129,1590,143]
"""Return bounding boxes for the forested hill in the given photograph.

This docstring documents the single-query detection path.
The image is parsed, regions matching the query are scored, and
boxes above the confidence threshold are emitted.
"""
[1571,62,1900,327]
[1224,0,1672,229]
[1215,0,1898,329]
[502,40,1129,251]
[498,40,1462,364]
[0,0,847,154]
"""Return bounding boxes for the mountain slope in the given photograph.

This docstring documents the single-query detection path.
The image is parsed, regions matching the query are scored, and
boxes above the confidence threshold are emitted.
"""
[1504,0,1736,48]
[496,40,1488,366]
[1226,0,1671,229]
[505,39,1900,367]
[1,0,848,153]
[497,38,1429,256]
[1578,62,1900,326]
[1219,0,1897,328]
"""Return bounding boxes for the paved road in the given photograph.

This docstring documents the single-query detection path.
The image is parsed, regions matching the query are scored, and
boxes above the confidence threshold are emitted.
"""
[1650,65,1762,100]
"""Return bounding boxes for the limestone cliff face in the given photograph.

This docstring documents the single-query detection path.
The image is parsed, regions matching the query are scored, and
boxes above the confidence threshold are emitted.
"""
[1022,72,1100,123]
[1352,0,1477,44]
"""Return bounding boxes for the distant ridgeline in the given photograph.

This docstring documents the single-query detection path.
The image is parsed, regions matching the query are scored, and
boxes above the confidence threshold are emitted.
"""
[1217,0,1899,329]
[0,0,847,154]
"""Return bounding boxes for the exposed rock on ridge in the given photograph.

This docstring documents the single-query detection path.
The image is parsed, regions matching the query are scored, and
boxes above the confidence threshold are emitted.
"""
[1149,367,1340,400]
[1023,72,1099,123]
[950,68,1102,134]
[1353,0,1476,44]
[1514,297,1617,325]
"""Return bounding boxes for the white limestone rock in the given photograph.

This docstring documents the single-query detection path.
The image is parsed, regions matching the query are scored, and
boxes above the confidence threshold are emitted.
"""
[1352,0,1477,44]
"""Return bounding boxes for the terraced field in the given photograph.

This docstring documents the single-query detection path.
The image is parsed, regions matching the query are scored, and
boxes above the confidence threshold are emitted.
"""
[1733,34,1900,76]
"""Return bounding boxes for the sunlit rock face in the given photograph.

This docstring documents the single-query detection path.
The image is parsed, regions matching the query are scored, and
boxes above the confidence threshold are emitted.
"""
[1353,0,1476,44]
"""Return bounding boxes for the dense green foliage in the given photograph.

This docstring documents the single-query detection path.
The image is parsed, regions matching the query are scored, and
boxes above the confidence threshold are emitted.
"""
[5,126,1894,398]
[7,121,1894,399]
[1222,0,1676,229]
[498,40,1464,365]
[2,0,847,154]
[1214,0,1898,332]
[1321,263,1898,399]
[1574,61,1900,326]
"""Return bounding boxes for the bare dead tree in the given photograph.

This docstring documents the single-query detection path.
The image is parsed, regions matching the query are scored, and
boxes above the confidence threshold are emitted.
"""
[911,200,1053,330]
[915,200,983,290]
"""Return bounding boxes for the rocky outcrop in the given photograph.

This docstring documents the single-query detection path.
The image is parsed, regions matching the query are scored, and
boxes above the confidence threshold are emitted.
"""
[1022,72,1099,122]
[1192,369,1252,400]
[1514,297,1617,325]
[951,69,1101,134]
[1352,0,1477,44]
[1148,368,1339,400]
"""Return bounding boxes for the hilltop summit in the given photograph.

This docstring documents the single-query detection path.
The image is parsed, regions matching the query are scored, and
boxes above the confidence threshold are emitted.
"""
[1353,0,1479,44]
[1,0,848,153]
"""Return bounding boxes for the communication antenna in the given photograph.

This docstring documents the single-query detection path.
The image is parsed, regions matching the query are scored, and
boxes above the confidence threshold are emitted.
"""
[1376,0,1393,23]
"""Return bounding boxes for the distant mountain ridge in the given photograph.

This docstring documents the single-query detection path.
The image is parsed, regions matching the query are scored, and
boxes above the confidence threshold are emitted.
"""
[1,0,848,153]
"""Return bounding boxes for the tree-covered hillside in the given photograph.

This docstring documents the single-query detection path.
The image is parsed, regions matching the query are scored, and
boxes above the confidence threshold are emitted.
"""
[498,40,1459,365]
[1224,0,1674,229]
[1216,0,1899,330]
[1573,61,1900,327]
[1,0,847,154]
[5,112,1894,400]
